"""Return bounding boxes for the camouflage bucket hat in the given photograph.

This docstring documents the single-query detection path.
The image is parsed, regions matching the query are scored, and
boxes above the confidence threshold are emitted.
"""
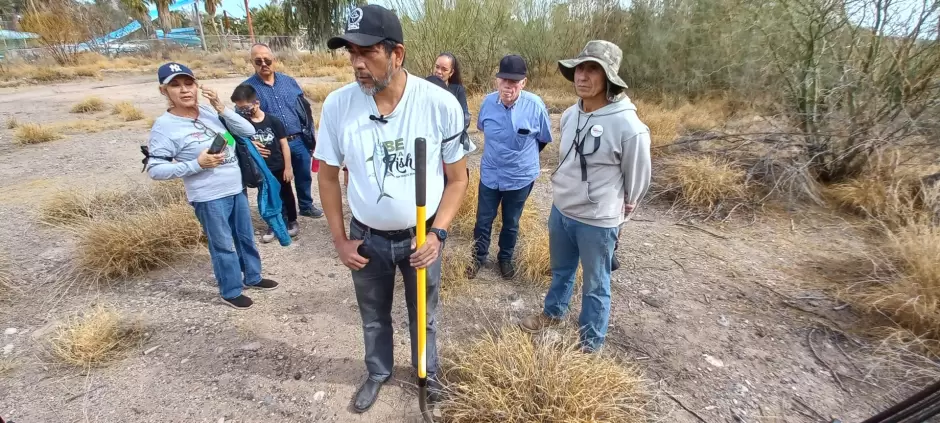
[558,40,627,89]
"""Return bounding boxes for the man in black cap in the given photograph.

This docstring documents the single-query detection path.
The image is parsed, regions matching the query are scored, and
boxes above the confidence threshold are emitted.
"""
[313,3,469,414]
[469,54,553,280]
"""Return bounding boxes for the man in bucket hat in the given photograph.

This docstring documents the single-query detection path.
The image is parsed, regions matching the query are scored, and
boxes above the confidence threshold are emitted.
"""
[519,40,652,353]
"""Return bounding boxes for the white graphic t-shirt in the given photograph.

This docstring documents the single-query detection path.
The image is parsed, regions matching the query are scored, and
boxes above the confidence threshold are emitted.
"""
[314,72,466,231]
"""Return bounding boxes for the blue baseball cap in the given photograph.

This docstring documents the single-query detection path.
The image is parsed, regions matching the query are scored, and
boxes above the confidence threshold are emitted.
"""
[157,62,195,85]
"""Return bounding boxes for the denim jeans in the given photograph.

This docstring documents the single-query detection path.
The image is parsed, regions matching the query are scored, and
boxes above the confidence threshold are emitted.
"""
[543,206,618,351]
[288,138,314,213]
[191,191,263,299]
[349,220,442,382]
[472,181,534,263]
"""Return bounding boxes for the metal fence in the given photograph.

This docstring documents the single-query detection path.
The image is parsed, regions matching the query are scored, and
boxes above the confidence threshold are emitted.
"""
[1,34,321,62]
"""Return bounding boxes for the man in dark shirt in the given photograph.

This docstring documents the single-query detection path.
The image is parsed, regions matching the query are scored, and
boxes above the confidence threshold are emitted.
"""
[231,84,299,243]
[243,43,324,218]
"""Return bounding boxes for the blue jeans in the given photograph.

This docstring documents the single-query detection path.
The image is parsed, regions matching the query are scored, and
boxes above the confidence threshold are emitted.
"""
[472,181,534,263]
[349,220,442,382]
[288,138,314,212]
[544,206,618,351]
[191,191,263,299]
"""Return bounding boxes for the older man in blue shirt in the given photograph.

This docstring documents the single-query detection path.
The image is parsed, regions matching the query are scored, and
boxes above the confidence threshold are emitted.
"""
[470,54,552,279]
[243,43,324,218]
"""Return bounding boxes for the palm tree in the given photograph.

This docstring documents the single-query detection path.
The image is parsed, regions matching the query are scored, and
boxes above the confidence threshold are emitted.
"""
[203,0,219,34]
[119,0,153,36]
[153,0,170,32]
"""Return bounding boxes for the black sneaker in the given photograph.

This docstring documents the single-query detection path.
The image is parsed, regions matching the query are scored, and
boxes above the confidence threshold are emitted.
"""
[612,255,620,271]
[221,294,253,309]
[300,206,324,218]
[245,278,279,291]
[498,261,516,279]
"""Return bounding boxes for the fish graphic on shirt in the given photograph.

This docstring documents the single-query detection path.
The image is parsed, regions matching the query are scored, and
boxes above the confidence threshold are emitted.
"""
[365,141,395,203]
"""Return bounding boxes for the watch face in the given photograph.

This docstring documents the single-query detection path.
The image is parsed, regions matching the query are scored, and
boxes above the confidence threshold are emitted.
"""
[433,228,447,240]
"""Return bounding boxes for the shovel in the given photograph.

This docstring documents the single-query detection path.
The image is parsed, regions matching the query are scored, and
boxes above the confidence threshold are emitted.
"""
[414,137,433,422]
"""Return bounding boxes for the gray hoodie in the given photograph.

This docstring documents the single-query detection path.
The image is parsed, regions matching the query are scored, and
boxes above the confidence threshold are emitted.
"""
[550,97,652,228]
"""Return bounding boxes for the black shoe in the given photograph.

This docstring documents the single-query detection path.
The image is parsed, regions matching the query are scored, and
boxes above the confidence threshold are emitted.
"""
[499,261,516,279]
[220,294,253,310]
[427,377,444,404]
[353,376,388,413]
[245,278,279,290]
[466,260,482,279]
[300,206,324,218]
[612,255,620,271]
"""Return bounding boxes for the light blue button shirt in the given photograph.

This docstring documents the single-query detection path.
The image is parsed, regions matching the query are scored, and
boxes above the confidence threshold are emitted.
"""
[477,91,552,191]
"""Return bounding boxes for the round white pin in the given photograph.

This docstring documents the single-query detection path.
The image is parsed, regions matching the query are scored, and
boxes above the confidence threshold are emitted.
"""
[590,124,604,137]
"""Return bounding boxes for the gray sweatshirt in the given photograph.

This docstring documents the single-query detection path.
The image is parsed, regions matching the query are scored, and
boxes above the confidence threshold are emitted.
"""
[146,104,256,203]
[551,97,652,228]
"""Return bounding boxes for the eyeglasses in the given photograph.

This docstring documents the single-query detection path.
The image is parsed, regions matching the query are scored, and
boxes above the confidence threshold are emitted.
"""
[253,58,273,66]
[193,119,218,139]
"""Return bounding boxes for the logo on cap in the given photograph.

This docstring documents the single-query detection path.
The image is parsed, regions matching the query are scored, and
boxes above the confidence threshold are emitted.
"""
[169,64,181,72]
[348,8,363,30]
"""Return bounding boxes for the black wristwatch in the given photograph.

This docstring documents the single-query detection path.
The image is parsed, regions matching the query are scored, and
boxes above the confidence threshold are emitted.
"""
[429,228,448,241]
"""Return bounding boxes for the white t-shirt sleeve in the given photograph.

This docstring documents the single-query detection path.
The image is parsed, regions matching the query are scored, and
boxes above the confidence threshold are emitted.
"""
[313,94,344,167]
[441,96,466,165]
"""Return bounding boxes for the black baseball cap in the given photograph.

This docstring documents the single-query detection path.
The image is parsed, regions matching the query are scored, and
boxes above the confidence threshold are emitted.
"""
[327,5,404,50]
[496,55,527,81]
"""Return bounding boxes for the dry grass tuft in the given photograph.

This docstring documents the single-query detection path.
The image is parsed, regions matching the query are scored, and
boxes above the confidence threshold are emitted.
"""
[32,67,75,82]
[14,123,62,144]
[40,180,186,226]
[825,158,939,228]
[70,96,107,113]
[5,116,18,129]
[440,326,648,422]
[843,224,940,339]
[112,101,145,122]
[516,215,582,287]
[75,203,204,282]
[441,240,474,294]
[202,68,230,79]
[450,169,481,239]
[303,83,343,103]
[0,253,13,300]
[50,305,143,367]
[655,155,750,214]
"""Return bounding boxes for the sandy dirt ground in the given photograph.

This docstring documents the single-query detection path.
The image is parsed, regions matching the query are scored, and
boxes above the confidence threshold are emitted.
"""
[0,73,919,423]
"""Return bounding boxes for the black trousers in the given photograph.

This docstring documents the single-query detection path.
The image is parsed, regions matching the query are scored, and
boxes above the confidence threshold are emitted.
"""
[273,168,297,224]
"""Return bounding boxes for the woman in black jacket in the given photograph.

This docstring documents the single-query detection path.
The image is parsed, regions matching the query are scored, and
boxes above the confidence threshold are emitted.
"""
[432,52,470,128]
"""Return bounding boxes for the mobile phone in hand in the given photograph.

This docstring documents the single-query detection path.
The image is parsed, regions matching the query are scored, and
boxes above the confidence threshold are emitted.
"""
[208,133,227,154]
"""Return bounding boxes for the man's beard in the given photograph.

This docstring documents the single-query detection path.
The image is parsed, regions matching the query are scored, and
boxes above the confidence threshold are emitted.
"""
[357,61,398,96]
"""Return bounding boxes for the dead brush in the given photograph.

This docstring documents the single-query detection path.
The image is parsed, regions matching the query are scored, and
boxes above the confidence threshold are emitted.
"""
[516,219,583,287]
[5,116,18,129]
[303,83,343,103]
[112,101,145,122]
[636,100,680,152]
[14,123,62,144]
[654,155,751,217]
[69,96,107,113]
[439,325,648,422]
[49,305,143,367]
[74,203,204,282]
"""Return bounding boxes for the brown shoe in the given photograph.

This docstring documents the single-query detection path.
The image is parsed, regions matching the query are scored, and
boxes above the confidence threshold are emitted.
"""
[519,313,562,333]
